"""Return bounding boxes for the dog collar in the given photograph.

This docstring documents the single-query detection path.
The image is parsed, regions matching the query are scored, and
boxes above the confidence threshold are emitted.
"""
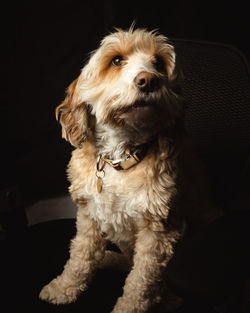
[96,147,147,193]
[101,148,146,171]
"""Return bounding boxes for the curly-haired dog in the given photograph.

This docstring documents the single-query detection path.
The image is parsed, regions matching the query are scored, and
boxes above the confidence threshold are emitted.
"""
[39,27,219,312]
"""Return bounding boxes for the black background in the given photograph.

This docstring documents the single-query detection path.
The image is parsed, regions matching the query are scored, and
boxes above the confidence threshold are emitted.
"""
[1,2,250,312]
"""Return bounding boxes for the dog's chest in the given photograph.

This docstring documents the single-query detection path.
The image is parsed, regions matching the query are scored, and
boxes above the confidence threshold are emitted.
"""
[69,147,151,236]
[91,166,149,235]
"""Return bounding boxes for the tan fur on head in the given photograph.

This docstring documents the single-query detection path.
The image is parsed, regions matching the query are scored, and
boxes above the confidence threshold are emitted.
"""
[82,28,183,130]
[56,27,184,148]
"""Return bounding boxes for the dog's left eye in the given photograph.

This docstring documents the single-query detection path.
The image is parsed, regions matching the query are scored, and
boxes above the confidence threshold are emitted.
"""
[111,55,123,67]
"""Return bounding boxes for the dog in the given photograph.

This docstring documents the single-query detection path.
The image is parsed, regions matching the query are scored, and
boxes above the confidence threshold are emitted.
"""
[39,26,219,312]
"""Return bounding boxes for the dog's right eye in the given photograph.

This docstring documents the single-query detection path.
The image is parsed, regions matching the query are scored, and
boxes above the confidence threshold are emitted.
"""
[111,55,123,67]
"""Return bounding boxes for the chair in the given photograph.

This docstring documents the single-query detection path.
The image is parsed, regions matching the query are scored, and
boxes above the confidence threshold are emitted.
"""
[166,39,250,312]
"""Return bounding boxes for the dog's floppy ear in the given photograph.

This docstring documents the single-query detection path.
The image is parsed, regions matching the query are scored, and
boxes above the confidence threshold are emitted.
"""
[55,78,89,148]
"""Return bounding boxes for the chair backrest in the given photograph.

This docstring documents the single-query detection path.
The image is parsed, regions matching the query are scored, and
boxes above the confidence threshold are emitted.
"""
[173,40,250,209]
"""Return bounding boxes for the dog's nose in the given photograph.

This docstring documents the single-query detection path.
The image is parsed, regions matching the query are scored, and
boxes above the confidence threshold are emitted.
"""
[134,71,158,92]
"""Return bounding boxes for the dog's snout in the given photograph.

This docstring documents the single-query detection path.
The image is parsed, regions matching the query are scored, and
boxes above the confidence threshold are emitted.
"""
[134,72,158,92]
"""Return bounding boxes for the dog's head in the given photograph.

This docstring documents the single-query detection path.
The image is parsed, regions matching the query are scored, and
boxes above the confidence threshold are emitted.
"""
[56,27,183,147]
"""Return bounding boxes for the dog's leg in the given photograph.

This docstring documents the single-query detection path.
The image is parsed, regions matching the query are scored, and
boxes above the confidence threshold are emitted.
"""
[111,225,180,313]
[39,208,106,304]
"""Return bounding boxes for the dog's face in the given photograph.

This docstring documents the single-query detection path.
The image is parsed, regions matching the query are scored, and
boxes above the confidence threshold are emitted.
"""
[56,28,183,147]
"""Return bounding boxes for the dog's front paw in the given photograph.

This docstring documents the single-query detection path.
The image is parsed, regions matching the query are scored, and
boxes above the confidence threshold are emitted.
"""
[39,277,81,305]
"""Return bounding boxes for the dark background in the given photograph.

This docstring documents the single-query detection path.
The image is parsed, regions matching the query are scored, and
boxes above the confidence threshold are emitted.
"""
[1,2,250,312]
[3,0,250,205]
